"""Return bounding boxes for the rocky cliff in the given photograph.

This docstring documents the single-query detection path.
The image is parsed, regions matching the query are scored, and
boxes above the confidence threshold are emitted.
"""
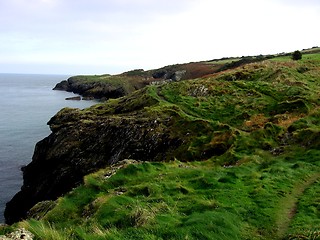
[53,75,147,99]
[5,86,213,224]
[52,60,247,99]
[5,50,320,225]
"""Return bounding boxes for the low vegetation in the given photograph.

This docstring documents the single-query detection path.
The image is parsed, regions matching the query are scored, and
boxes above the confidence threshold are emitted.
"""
[2,49,320,239]
[12,152,320,240]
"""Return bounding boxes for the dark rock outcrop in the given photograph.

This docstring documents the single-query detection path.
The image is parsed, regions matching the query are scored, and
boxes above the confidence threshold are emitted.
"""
[65,96,81,101]
[53,80,70,91]
[152,69,186,81]
[53,77,128,99]
[4,105,182,224]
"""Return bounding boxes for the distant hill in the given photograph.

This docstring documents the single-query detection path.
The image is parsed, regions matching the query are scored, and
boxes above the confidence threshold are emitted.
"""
[53,47,320,100]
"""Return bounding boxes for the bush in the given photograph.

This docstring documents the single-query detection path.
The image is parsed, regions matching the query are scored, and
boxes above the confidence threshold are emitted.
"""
[292,50,302,60]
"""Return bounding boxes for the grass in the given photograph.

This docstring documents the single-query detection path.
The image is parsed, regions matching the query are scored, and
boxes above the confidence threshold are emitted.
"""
[271,52,320,63]
[12,150,320,239]
[275,172,320,238]
[68,74,149,96]
[205,57,241,65]
[3,52,320,239]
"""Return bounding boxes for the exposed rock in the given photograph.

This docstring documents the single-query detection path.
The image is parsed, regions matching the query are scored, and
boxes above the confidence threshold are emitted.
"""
[65,96,81,101]
[151,69,186,81]
[52,80,70,91]
[150,79,172,85]
[4,105,183,224]
[0,228,34,240]
[26,200,57,220]
[82,96,95,100]
[152,69,168,79]
[53,77,128,99]
[172,70,187,81]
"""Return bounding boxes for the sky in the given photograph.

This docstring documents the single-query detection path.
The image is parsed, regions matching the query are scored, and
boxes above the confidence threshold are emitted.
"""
[0,0,319,75]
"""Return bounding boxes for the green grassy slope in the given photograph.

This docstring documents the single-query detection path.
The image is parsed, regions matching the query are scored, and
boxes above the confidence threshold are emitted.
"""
[62,51,280,99]
[66,73,149,97]
[2,52,320,239]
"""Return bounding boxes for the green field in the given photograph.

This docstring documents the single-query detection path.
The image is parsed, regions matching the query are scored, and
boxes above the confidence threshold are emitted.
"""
[272,52,320,62]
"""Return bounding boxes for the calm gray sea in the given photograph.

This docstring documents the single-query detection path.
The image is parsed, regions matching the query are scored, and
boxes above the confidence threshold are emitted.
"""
[0,73,97,223]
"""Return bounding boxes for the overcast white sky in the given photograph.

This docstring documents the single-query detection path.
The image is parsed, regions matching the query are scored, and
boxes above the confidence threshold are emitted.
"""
[0,0,319,75]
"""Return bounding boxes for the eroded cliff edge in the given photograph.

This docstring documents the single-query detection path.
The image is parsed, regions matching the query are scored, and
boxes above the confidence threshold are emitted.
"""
[5,86,222,224]
[5,92,170,223]
[52,58,262,99]
[6,54,320,224]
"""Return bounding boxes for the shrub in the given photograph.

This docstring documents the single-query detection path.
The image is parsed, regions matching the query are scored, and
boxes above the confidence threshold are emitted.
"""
[292,50,302,60]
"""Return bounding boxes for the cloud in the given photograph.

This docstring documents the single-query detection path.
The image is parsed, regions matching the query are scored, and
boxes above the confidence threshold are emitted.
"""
[0,0,319,74]
[114,0,320,69]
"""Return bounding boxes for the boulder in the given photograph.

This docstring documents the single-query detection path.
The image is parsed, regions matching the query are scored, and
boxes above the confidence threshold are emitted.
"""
[65,96,81,101]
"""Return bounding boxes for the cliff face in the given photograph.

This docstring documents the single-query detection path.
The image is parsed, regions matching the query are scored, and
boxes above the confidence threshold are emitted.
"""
[53,77,134,99]
[4,98,183,223]
[5,79,236,223]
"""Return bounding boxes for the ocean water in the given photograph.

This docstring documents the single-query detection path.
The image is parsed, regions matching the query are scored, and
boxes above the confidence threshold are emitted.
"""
[0,73,97,223]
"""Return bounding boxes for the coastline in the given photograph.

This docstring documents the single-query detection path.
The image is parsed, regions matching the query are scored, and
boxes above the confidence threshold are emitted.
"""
[0,74,97,223]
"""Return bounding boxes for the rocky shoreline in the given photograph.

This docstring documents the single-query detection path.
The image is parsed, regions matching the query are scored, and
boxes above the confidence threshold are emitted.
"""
[51,60,230,100]
[4,99,184,223]
[4,64,216,224]
[53,77,128,99]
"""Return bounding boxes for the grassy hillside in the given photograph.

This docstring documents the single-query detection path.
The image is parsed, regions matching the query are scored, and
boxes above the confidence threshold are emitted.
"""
[60,52,280,99]
[2,51,320,239]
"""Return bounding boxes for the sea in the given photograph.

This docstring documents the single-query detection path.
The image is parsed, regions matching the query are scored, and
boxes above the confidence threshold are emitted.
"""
[0,73,97,223]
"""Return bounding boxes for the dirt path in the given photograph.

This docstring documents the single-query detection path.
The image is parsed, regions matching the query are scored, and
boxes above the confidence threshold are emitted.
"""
[275,173,320,238]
